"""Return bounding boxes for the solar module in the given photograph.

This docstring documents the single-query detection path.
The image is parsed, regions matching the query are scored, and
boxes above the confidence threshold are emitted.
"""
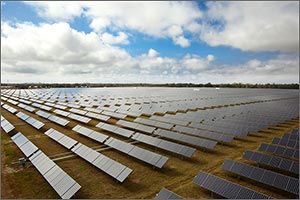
[243,150,299,174]
[2,104,18,113]
[272,137,299,149]
[45,129,78,149]
[11,132,39,157]
[134,118,174,130]
[222,160,299,195]
[72,125,108,143]
[85,112,110,121]
[132,133,195,157]
[282,133,299,141]
[54,109,70,117]
[71,143,132,182]
[104,137,168,168]
[173,125,233,143]
[29,150,81,199]
[259,143,299,159]
[193,171,271,199]
[154,129,217,149]
[155,188,183,200]
[117,120,156,133]
[1,115,15,133]
[68,113,91,123]
[96,122,134,138]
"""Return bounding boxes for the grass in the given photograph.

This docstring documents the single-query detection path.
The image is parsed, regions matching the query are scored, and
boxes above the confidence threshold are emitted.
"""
[1,104,299,199]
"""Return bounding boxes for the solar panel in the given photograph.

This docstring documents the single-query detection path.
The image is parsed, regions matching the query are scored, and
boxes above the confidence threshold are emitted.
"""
[69,108,87,115]
[53,109,70,117]
[29,150,81,199]
[68,113,91,123]
[96,122,134,138]
[71,143,132,182]
[2,104,17,113]
[259,143,299,159]
[1,115,15,133]
[11,133,39,157]
[155,188,183,200]
[222,160,299,195]
[132,133,196,157]
[105,137,168,168]
[102,111,127,119]
[10,132,81,199]
[154,129,217,149]
[134,118,174,130]
[72,125,108,143]
[117,120,156,133]
[173,125,233,143]
[85,112,110,121]
[16,112,30,121]
[193,171,271,199]
[45,128,77,149]
[282,133,299,141]
[243,150,299,174]
[36,110,51,119]
[272,137,299,149]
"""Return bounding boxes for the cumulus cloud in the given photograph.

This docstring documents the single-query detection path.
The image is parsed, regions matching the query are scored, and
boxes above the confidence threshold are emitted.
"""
[148,48,159,58]
[24,1,299,52]
[101,32,129,45]
[1,19,298,84]
[200,1,299,52]
[24,1,202,48]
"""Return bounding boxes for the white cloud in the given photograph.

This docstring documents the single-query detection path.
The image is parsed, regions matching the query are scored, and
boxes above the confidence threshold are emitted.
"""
[206,54,215,62]
[24,1,202,48]
[148,48,159,58]
[1,21,298,84]
[200,1,299,52]
[173,35,190,48]
[26,1,84,21]
[101,32,129,45]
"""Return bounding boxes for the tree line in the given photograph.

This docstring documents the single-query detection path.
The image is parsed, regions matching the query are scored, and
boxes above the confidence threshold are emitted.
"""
[1,83,299,89]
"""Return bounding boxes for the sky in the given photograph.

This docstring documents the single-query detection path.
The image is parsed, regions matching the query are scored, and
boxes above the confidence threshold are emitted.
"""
[1,1,299,84]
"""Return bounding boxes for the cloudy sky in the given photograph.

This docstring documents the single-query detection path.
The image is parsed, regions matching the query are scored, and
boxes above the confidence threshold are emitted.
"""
[1,1,299,83]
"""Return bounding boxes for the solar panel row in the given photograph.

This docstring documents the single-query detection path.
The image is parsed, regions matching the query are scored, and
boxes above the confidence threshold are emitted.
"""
[68,113,91,124]
[32,102,52,111]
[193,171,271,199]
[16,112,45,129]
[2,104,18,113]
[72,125,108,143]
[29,150,81,199]
[96,122,134,138]
[36,110,70,126]
[243,150,299,174]
[11,132,81,199]
[132,133,195,157]
[134,118,174,130]
[71,143,132,182]
[1,115,15,133]
[155,188,183,200]
[272,137,299,149]
[105,137,168,168]
[259,143,299,159]
[172,125,233,143]
[154,129,217,149]
[117,120,156,133]
[222,160,299,195]
[282,133,299,141]
[45,129,78,149]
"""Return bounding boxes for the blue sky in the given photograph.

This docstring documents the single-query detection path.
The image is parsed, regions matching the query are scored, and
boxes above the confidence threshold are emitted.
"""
[1,1,299,83]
